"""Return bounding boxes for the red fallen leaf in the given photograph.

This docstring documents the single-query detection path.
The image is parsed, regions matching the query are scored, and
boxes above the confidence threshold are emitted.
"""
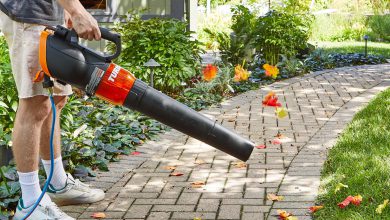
[338,196,354,208]
[256,145,267,149]
[351,195,362,206]
[309,205,324,213]
[91,212,106,219]
[131,151,141,155]
[169,172,184,176]
[272,139,282,145]
[262,92,282,107]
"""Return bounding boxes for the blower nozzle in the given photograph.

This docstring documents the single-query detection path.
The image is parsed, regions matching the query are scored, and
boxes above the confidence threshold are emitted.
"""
[38,26,255,161]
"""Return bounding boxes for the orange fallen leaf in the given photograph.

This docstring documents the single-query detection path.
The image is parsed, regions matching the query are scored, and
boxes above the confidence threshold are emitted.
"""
[131,151,141,155]
[338,196,354,208]
[351,195,362,206]
[232,161,247,168]
[277,209,292,220]
[275,132,285,139]
[191,181,205,188]
[163,166,176,170]
[256,145,267,149]
[272,139,282,145]
[309,205,324,213]
[195,159,206,165]
[91,212,106,219]
[227,118,235,122]
[267,193,284,201]
[169,172,184,176]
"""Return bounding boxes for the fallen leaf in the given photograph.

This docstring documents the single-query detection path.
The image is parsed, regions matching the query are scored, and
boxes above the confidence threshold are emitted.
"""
[334,183,348,193]
[376,199,389,214]
[163,166,176,170]
[351,195,362,206]
[262,91,282,107]
[286,217,298,220]
[194,218,202,220]
[191,181,205,188]
[131,151,141,155]
[91,212,106,219]
[276,107,288,118]
[227,118,235,122]
[272,139,282,145]
[232,161,247,168]
[275,132,285,139]
[256,145,267,149]
[338,196,355,208]
[267,193,284,201]
[277,209,293,220]
[195,159,206,165]
[169,172,184,176]
[309,205,324,213]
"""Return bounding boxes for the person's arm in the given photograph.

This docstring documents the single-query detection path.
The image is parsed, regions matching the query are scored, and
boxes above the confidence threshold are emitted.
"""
[58,0,101,41]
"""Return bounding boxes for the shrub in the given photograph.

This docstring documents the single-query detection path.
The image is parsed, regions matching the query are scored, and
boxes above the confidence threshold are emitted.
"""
[0,36,17,147]
[253,10,313,65]
[111,13,203,93]
[368,14,390,42]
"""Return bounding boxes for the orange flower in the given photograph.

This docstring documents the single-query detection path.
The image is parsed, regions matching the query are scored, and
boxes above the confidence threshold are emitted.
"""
[234,64,250,82]
[202,64,218,81]
[263,64,279,79]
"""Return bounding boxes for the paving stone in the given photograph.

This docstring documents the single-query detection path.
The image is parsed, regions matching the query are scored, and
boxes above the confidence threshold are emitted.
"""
[218,205,241,219]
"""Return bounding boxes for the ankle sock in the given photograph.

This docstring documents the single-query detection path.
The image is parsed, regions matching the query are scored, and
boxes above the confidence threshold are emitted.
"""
[41,156,68,190]
[17,170,52,208]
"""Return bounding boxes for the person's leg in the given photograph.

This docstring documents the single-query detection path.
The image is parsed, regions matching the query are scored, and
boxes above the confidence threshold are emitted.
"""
[12,96,53,207]
[40,96,68,189]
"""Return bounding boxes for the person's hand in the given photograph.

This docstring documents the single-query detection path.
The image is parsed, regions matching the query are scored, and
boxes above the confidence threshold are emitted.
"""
[69,8,101,41]
[58,0,101,41]
[64,10,73,29]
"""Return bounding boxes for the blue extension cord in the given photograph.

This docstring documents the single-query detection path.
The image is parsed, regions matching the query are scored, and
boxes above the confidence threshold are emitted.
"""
[22,95,56,220]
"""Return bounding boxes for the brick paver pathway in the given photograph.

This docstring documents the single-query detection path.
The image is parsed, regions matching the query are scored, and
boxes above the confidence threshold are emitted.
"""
[64,64,390,219]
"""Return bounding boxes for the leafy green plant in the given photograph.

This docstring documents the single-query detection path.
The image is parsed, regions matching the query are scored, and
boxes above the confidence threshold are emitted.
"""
[110,12,203,93]
[60,97,166,177]
[368,14,390,42]
[0,36,17,148]
[254,10,313,65]
[278,55,306,77]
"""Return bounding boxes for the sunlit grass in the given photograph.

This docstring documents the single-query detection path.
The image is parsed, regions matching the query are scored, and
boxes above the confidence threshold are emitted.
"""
[312,41,390,58]
[315,89,390,219]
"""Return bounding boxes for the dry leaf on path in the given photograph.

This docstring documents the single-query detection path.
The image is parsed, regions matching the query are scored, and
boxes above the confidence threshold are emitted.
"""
[267,193,284,201]
[163,166,176,170]
[256,145,267,149]
[195,159,206,165]
[131,151,141,155]
[169,172,184,177]
[232,162,247,168]
[271,139,282,145]
[191,181,205,188]
[91,212,106,219]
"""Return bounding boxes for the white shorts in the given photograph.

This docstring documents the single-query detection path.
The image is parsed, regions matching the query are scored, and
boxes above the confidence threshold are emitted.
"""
[0,12,72,98]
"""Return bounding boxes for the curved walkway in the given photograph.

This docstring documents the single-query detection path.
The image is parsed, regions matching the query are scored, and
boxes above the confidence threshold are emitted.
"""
[64,64,390,220]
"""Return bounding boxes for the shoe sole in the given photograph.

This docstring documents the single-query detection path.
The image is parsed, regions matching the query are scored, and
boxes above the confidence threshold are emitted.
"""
[50,193,105,206]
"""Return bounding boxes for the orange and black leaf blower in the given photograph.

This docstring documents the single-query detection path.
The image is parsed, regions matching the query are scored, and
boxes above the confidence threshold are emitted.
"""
[38,26,254,161]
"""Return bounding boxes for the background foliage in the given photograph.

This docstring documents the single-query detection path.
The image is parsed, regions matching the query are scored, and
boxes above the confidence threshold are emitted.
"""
[111,13,203,93]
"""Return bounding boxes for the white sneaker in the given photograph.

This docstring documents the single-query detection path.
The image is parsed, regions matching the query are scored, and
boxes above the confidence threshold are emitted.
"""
[13,198,74,220]
[47,174,105,206]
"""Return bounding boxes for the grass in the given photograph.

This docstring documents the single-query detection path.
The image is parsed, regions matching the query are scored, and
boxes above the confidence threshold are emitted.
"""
[312,41,390,58]
[315,89,390,219]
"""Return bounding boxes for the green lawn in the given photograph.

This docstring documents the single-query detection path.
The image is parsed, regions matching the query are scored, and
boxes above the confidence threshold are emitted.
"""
[315,89,390,219]
[313,41,390,58]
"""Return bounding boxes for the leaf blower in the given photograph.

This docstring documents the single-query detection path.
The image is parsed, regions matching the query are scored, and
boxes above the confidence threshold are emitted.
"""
[37,26,255,161]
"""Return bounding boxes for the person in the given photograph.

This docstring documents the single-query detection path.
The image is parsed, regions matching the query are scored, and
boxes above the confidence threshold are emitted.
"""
[0,0,105,219]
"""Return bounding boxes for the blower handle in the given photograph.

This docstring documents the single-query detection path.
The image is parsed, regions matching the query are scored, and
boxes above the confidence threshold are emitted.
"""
[99,27,122,61]
[51,25,122,62]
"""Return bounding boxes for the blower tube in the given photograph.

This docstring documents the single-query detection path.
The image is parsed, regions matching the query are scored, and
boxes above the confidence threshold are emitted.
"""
[38,26,254,161]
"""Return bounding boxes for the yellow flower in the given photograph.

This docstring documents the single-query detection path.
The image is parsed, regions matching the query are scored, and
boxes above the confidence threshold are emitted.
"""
[234,64,250,82]
[263,64,279,79]
[202,64,218,81]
